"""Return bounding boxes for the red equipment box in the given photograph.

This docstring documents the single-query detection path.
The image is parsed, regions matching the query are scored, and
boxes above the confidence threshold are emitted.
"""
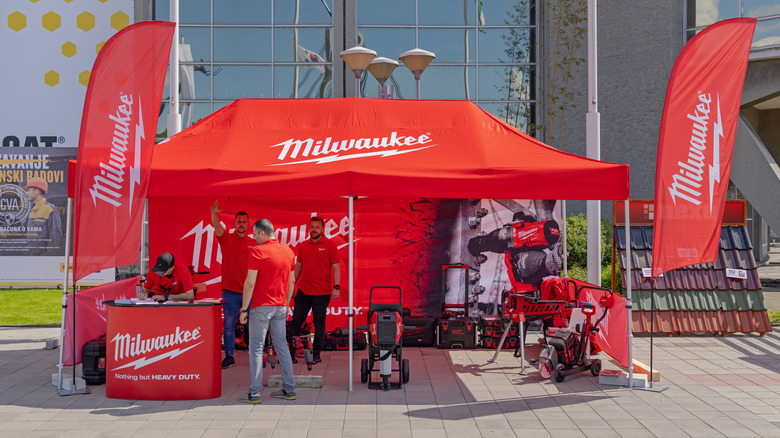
[480,336,518,349]
[437,316,477,349]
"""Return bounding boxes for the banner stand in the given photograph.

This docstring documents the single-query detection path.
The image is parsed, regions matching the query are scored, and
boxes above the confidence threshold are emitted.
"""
[634,278,666,392]
[55,198,90,396]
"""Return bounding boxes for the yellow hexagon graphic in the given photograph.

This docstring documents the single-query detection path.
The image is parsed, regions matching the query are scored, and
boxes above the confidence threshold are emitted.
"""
[61,41,76,58]
[8,11,26,31]
[42,11,60,32]
[44,70,59,87]
[79,71,91,87]
[96,41,105,55]
[77,11,94,32]
[110,11,129,31]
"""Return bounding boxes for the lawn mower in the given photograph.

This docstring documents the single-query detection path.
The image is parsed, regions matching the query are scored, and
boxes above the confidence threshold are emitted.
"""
[539,301,608,382]
[357,286,410,391]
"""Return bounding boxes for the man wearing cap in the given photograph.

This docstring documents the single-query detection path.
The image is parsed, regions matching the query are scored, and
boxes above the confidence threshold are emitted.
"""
[138,253,194,302]
[238,219,296,403]
[24,177,62,256]
[210,200,255,369]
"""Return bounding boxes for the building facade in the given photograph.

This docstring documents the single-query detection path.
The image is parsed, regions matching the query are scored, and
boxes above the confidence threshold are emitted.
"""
[139,0,780,262]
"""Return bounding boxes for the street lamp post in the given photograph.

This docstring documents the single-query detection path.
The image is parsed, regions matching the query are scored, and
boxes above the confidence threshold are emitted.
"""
[399,48,436,99]
[367,57,398,99]
[339,46,377,97]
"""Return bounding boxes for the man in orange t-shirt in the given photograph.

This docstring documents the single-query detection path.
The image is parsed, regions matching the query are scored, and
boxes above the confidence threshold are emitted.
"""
[289,216,341,365]
[238,219,296,403]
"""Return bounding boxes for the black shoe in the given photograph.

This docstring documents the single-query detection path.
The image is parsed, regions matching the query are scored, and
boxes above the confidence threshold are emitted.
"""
[221,356,235,369]
[312,352,321,364]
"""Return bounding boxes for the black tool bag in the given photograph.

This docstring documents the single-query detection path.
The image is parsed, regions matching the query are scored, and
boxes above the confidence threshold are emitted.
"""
[82,336,106,385]
[402,316,436,347]
[322,329,368,351]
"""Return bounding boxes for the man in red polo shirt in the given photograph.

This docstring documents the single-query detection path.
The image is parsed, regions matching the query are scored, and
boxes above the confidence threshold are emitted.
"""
[138,253,194,302]
[211,200,254,369]
[289,216,341,365]
[238,219,296,404]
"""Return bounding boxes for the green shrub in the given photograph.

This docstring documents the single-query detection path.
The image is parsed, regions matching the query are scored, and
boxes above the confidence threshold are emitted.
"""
[564,213,622,293]
[769,310,780,324]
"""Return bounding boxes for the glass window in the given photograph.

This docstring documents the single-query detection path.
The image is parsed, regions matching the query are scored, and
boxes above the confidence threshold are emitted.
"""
[358,0,416,25]
[357,27,416,62]
[478,28,534,63]
[478,65,535,101]
[180,0,211,24]
[359,71,417,99]
[181,103,215,129]
[180,64,213,100]
[274,0,334,25]
[213,65,272,99]
[743,1,780,19]
[480,0,535,27]
[153,0,170,21]
[214,0,271,24]
[274,66,332,98]
[418,28,475,63]
[686,0,739,28]
[418,0,475,26]
[753,17,780,48]
[414,65,476,100]
[274,27,333,63]
[213,28,272,62]
[477,102,533,132]
[180,27,211,62]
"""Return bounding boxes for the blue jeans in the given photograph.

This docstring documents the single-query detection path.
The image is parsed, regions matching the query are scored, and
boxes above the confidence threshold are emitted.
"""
[222,290,244,357]
[248,305,295,395]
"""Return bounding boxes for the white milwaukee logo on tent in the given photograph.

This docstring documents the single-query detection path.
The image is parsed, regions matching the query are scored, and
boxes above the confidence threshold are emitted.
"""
[268,132,436,165]
[666,92,723,213]
[111,326,202,370]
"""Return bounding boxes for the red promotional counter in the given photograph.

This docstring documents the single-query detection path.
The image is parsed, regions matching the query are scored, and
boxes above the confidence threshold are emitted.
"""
[104,301,221,400]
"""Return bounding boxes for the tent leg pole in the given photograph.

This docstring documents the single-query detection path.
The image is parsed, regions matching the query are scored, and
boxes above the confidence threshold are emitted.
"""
[348,196,355,392]
[625,199,633,388]
[57,198,72,392]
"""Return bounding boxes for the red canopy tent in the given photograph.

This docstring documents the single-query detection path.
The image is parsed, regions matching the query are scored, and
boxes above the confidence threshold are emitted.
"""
[149,97,630,390]
[149,98,628,200]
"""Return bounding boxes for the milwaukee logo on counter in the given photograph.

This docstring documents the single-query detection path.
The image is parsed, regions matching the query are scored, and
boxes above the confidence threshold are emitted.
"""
[269,131,436,165]
[111,326,203,371]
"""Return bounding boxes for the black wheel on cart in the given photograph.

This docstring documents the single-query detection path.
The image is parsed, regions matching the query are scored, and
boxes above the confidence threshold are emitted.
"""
[590,359,602,377]
[554,363,566,383]
[360,358,369,383]
[402,358,410,383]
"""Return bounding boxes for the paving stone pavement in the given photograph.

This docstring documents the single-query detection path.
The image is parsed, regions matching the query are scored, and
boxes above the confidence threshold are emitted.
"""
[2,325,780,438]
[2,244,779,437]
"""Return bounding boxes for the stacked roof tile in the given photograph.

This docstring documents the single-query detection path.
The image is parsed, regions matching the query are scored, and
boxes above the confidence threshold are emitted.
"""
[613,225,771,335]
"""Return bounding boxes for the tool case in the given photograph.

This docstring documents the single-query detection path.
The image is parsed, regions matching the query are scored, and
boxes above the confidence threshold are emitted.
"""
[437,264,477,349]
[402,315,437,347]
[82,336,107,385]
[480,335,518,349]
[437,315,477,349]
[322,329,368,351]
